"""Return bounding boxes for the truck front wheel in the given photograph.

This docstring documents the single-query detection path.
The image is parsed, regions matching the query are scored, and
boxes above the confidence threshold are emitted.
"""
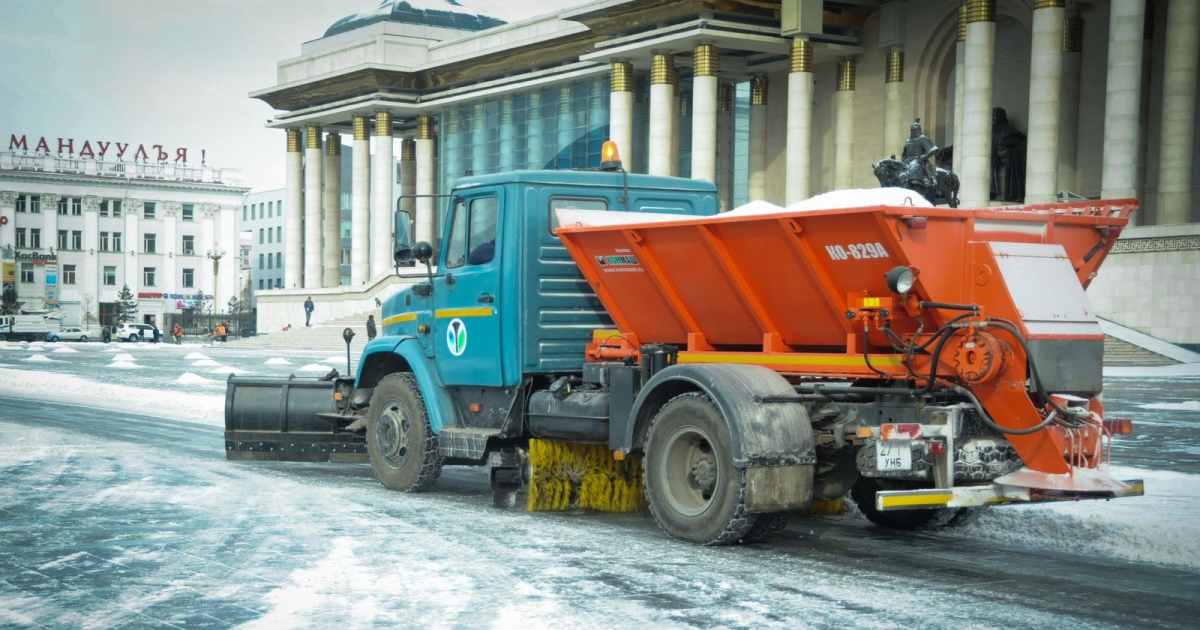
[366,373,443,492]
[644,392,762,545]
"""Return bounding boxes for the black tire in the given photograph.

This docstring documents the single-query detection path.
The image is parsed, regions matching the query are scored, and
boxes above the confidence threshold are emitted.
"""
[79,336,87,342]
[742,512,791,543]
[644,392,757,545]
[366,373,443,492]
[945,506,990,527]
[850,477,959,531]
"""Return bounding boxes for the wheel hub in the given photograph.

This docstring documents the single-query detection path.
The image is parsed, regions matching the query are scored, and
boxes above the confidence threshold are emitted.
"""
[375,402,410,466]
[691,457,716,490]
[659,425,721,517]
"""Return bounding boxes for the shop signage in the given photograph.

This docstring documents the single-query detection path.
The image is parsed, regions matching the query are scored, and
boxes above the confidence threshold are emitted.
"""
[139,291,212,300]
[12,250,57,264]
[8,134,205,164]
[2,261,13,284]
[44,262,58,306]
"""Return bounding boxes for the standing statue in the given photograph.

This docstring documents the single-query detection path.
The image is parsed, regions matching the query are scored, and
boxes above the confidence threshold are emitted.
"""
[990,107,1027,202]
[871,118,960,207]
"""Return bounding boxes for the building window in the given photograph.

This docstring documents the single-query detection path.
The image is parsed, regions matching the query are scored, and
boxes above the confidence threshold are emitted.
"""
[276,226,281,242]
[144,202,156,219]
[341,248,350,264]
[268,201,274,217]
[242,205,247,221]
[30,228,41,248]
[29,195,40,214]
[72,231,82,250]
[100,232,110,251]
[72,198,82,215]
[258,279,264,290]
[15,229,26,248]
[112,200,122,217]
[182,268,194,288]
[275,252,281,268]
[143,267,156,287]
[143,233,156,253]
[275,278,281,288]
[20,263,34,283]
[258,229,264,244]
[267,229,273,244]
[15,195,26,212]
[103,266,116,285]
[58,198,68,215]
[182,235,195,255]
[100,200,109,217]
[58,230,68,250]
[267,254,273,269]
[113,232,123,251]
[63,264,76,285]
[259,253,264,269]
[182,204,194,221]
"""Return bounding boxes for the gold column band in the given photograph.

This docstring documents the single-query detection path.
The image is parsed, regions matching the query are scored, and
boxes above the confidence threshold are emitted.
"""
[886,50,904,83]
[1063,17,1083,53]
[837,59,857,91]
[693,44,717,77]
[671,63,680,97]
[374,111,392,137]
[1033,0,1064,8]
[750,75,767,106]
[500,97,513,125]
[719,82,733,112]
[416,115,432,140]
[559,86,571,115]
[286,129,301,153]
[473,103,485,130]
[958,5,967,42]
[352,116,368,141]
[789,38,813,73]
[305,126,321,149]
[965,0,995,24]
[651,54,673,85]
[611,61,633,92]
[400,138,415,161]
[325,132,341,156]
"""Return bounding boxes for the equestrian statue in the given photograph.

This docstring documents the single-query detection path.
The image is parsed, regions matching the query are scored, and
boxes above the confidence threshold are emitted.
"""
[871,118,960,208]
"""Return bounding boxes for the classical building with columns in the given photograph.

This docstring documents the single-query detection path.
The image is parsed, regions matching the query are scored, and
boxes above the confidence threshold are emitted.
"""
[0,141,248,328]
[255,0,1200,348]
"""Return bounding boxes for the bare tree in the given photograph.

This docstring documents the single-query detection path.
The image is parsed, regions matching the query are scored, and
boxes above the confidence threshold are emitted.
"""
[81,293,96,330]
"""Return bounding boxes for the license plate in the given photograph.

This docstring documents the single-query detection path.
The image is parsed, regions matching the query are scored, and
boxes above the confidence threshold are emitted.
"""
[876,441,912,471]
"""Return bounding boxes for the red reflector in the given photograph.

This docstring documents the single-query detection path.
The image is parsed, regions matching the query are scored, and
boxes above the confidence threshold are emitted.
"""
[929,441,945,455]
[881,423,922,441]
[1102,418,1133,435]
[904,216,927,229]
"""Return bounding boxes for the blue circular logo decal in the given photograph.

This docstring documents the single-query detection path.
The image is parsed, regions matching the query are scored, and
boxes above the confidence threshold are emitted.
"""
[447,318,467,356]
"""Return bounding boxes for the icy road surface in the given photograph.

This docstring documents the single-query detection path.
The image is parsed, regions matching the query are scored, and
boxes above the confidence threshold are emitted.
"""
[1,340,1199,628]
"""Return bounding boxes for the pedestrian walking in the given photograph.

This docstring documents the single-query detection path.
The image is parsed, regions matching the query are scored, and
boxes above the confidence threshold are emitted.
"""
[101,326,111,343]
[172,323,183,345]
[304,297,315,327]
[366,314,377,341]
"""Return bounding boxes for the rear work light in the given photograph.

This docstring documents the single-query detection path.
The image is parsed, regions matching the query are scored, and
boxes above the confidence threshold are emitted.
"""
[1102,418,1133,435]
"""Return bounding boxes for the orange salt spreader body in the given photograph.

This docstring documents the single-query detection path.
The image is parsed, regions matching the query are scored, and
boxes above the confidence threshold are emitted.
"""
[557,199,1140,495]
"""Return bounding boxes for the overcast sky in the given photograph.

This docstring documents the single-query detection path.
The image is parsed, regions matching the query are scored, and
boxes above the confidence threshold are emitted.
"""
[0,0,584,192]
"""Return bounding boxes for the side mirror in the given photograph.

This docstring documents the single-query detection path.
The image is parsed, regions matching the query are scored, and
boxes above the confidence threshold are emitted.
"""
[413,241,434,264]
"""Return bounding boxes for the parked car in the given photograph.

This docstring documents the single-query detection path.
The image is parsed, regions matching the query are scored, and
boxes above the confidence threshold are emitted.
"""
[116,323,161,343]
[45,327,91,342]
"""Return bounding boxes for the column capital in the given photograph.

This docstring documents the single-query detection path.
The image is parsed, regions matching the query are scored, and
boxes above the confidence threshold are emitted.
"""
[82,196,101,212]
[651,53,675,85]
[693,44,718,77]
[886,50,905,83]
[0,191,17,205]
[750,75,768,105]
[1033,0,1065,9]
[41,193,62,205]
[837,58,857,91]
[352,116,369,141]
[1063,16,1083,53]
[790,38,813,73]
[305,126,322,150]
[374,112,393,137]
[124,198,143,212]
[162,200,182,216]
[719,81,734,113]
[286,129,302,153]
[965,0,996,25]
[400,138,416,161]
[957,4,967,42]
[199,203,219,217]
[417,115,433,140]
[611,61,633,92]
[325,131,342,156]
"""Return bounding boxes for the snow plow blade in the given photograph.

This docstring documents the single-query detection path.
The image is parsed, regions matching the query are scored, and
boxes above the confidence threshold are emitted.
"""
[224,375,367,463]
[875,478,1144,512]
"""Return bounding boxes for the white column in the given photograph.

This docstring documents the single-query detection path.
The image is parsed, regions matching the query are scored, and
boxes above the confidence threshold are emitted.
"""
[610,61,634,163]
[1156,0,1199,224]
[162,202,177,298]
[0,192,15,255]
[471,102,487,174]
[80,196,99,317]
[1100,0,1147,200]
[786,38,814,203]
[198,204,214,298]
[351,117,371,285]
[219,205,236,308]
[370,112,394,279]
[498,98,516,172]
[885,50,908,162]
[323,132,342,287]
[557,87,573,168]
[960,0,996,208]
[834,59,857,191]
[285,129,303,289]
[1057,16,1083,193]
[526,93,544,169]
[415,116,436,246]
[749,75,769,201]
[123,199,141,294]
[669,68,681,176]
[954,7,966,159]
[718,83,734,211]
[649,53,675,176]
[1025,1,1067,204]
[303,126,323,289]
[691,44,719,183]
[42,194,60,264]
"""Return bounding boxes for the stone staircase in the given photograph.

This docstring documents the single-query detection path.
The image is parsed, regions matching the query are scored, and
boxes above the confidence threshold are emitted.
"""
[1103,335,1179,366]
[238,308,383,353]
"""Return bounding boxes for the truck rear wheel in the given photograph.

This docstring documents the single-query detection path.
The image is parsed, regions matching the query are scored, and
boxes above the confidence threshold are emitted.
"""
[366,373,443,492]
[644,392,760,545]
[850,477,959,531]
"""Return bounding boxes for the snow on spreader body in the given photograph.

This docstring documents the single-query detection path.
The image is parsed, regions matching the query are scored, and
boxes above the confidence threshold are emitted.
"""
[224,159,1143,544]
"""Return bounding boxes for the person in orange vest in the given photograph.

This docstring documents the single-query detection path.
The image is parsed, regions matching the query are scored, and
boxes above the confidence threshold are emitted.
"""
[172,323,183,344]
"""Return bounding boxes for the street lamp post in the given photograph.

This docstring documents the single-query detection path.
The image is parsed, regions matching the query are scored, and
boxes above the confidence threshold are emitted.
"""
[206,245,224,336]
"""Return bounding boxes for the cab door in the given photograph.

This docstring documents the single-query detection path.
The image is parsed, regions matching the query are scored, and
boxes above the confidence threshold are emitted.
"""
[432,191,503,386]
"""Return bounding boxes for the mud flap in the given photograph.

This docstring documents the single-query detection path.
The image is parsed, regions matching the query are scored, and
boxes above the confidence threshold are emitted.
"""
[745,465,813,513]
[224,375,367,462]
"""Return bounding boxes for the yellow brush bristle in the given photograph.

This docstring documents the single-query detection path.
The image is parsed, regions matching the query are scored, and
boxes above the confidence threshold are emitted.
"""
[805,497,845,516]
[527,439,647,513]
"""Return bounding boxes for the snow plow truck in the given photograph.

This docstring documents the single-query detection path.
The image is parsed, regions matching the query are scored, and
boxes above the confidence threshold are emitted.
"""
[225,143,1143,545]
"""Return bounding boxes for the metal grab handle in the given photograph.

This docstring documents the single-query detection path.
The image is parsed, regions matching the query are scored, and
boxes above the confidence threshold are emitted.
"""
[477,293,494,304]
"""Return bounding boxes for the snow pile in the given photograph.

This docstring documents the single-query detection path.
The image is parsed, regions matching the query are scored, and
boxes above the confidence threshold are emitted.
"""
[175,372,217,385]
[1138,400,1200,411]
[265,357,292,365]
[0,366,223,426]
[22,354,56,363]
[109,360,142,369]
[26,344,45,352]
[52,346,78,354]
[324,356,348,365]
[191,359,220,367]
[185,352,210,360]
[296,363,332,373]
[104,346,121,353]
[722,200,784,216]
[209,366,247,375]
[111,353,135,362]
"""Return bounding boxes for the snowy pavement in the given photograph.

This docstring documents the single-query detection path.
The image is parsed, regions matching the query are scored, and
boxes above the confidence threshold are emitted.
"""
[1,340,1199,628]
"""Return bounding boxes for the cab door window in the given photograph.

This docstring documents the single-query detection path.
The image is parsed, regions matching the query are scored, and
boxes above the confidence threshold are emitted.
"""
[444,196,498,269]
